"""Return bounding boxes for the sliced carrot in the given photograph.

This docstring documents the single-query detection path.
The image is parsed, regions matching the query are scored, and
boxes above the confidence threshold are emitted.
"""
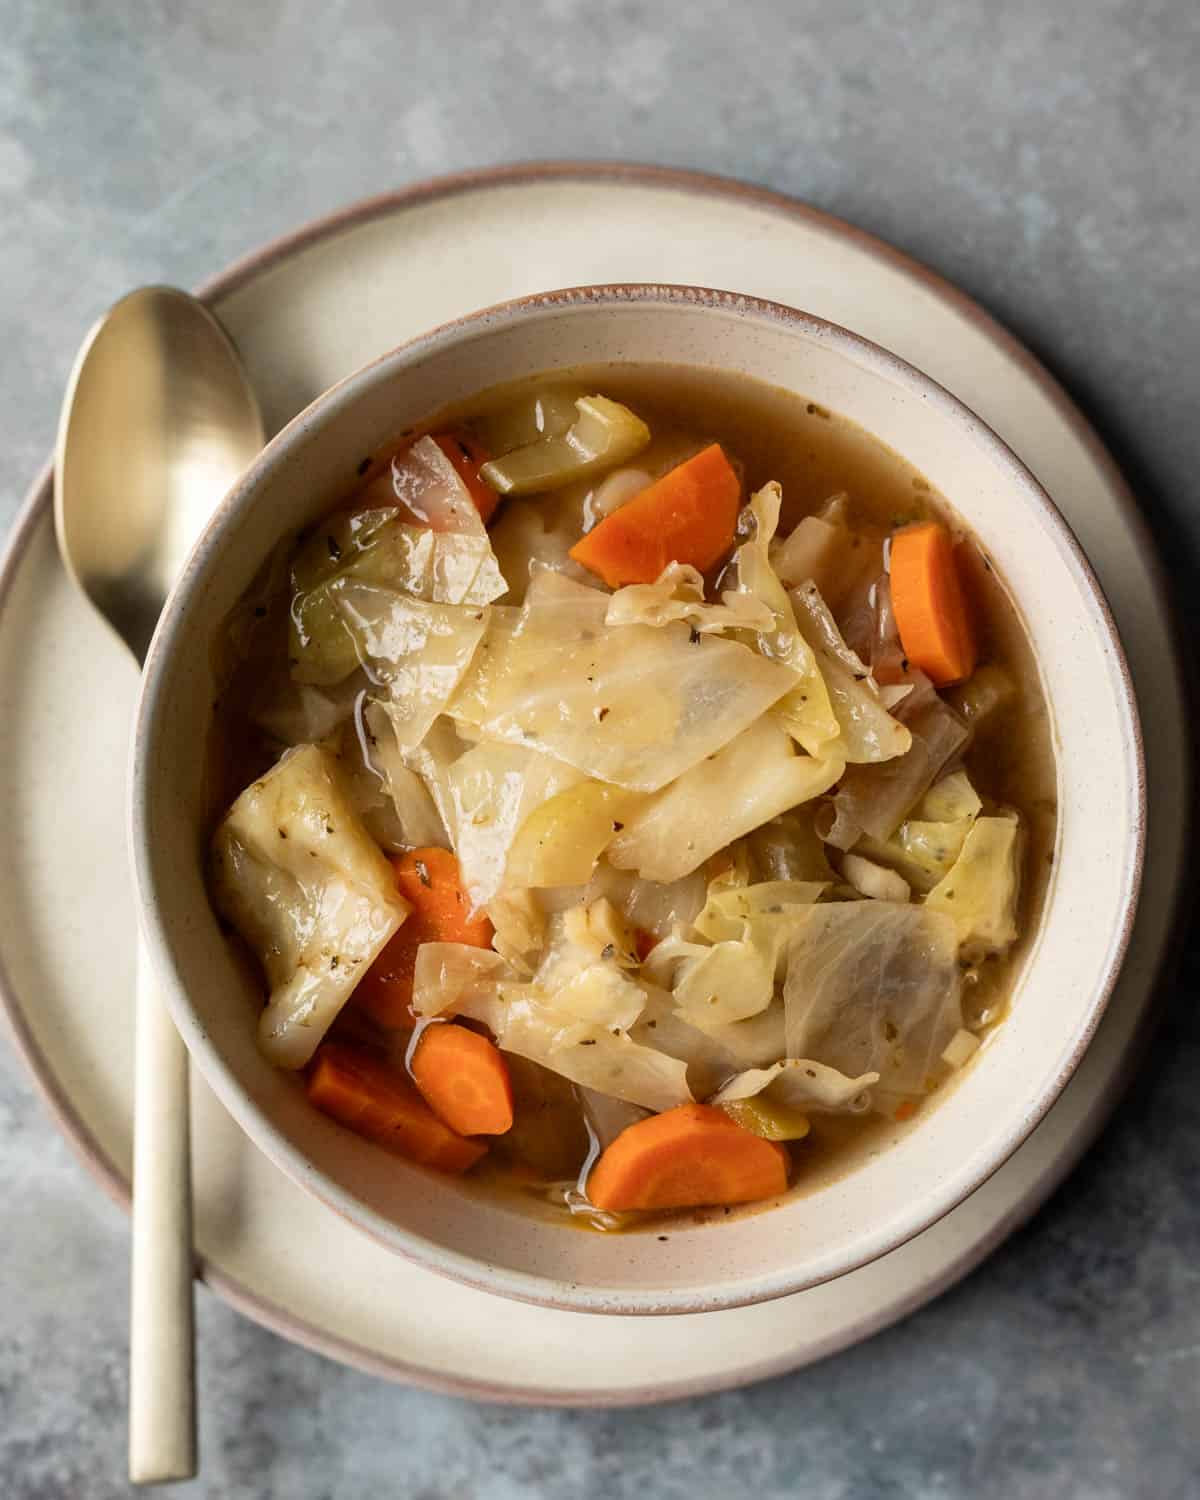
[568,443,741,587]
[889,522,978,687]
[586,1102,790,1213]
[431,429,499,523]
[894,1100,918,1122]
[352,847,493,1029]
[307,1042,486,1173]
[410,1022,514,1136]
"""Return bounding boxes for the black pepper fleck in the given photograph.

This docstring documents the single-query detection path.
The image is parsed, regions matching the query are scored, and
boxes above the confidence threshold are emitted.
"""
[356,457,371,476]
[612,821,624,832]
[327,536,342,561]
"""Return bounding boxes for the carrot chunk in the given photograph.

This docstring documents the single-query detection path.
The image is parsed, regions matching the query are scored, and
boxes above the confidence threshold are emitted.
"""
[568,443,741,587]
[410,1022,514,1136]
[586,1102,790,1212]
[431,429,499,522]
[352,848,493,1029]
[889,522,978,687]
[308,1042,486,1173]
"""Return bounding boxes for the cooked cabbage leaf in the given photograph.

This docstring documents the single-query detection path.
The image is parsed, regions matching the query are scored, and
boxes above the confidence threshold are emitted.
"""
[770,493,877,608]
[926,814,1022,955]
[210,744,409,1068]
[360,700,450,849]
[450,567,797,792]
[445,741,587,911]
[782,902,962,1098]
[485,886,546,976]
[396,714,469,841]
[608,714,845,882]
[325,580,488,751]
[789,581,912,765]
[692,878,827,944]
[713,1057,878,1114]
[821,699,968,850]
[749,808,839,884]
[627,986,789,1096]
[290,440,506,685]
[851,769,982,892]
[731,483,842,759]
[506,779,646,889]
[536,861,709,941]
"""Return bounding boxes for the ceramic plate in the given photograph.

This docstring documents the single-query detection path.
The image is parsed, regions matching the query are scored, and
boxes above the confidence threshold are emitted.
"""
[0,164,1185,1403]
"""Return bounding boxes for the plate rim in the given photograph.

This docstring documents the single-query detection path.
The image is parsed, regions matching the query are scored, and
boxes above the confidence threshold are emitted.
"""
[0,159,1188,1403]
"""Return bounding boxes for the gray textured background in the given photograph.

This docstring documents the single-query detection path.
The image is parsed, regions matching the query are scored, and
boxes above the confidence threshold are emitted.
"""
[2,3,1198,1497]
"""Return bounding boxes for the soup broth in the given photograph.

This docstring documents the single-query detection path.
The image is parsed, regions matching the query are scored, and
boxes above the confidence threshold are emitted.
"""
[209,363,1056,1233]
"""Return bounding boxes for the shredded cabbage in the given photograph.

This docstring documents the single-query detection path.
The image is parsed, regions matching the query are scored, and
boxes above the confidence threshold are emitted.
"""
[605,562,774,636]
[450,568,798,792]
[210,744,409,1068]
[608,714,845,882]
[783,902,963,1098]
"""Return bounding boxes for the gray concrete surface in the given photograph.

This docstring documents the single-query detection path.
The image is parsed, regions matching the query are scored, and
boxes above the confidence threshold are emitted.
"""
[2,3,1198,1496]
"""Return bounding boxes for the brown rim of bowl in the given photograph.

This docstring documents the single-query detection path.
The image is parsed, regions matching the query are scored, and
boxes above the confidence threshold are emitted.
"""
[133,280,1144,1316]
[0,161,1188,1399]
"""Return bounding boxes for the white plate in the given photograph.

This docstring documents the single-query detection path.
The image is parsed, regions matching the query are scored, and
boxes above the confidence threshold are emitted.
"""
[0,164,1184,1404]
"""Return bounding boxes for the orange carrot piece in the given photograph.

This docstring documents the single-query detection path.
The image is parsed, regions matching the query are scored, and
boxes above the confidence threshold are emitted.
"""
[889,522,978,687]
[307,1042,486,1173]
[410,1022,514,1136]
[894,1100,918,1122]
[568,443,741,587]
[431,429,499,523]
[352,848,494,1029]
[587,1103,790,1213]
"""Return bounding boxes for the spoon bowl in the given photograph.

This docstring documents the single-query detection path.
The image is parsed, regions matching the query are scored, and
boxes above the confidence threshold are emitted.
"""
[55,285,263,662]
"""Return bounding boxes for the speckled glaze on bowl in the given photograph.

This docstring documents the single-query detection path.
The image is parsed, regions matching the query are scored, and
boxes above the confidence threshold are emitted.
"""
[131,286,1143,1316]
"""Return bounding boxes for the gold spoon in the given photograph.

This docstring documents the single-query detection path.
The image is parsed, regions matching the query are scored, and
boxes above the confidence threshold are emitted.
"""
[54,287,263,1484]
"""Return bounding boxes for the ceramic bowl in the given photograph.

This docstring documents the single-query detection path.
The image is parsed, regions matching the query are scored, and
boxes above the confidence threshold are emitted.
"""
[131,285,1143,1315]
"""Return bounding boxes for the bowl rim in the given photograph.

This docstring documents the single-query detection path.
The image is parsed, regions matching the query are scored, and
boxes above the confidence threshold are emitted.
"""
[131,282,1146,1315]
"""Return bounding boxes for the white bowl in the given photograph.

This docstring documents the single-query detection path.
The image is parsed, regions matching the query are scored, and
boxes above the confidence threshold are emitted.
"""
[132,286,1144,1315]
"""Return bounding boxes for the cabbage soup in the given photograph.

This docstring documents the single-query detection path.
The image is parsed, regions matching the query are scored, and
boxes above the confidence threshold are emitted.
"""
[208,365,1056,1231]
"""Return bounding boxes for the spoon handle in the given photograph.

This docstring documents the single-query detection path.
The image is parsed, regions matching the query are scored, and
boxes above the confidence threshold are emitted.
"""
[129,938,197,1484]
